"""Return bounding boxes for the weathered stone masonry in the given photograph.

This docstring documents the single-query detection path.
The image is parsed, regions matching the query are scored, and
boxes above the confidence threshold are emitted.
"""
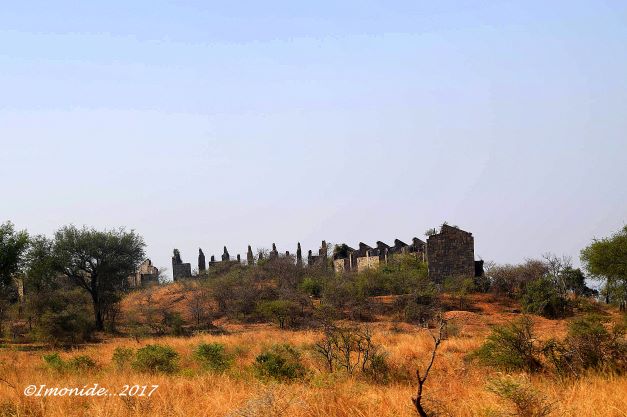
[426,224,475,283]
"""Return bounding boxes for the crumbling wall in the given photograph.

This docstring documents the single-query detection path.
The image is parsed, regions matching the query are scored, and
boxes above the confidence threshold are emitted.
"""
[426,225,475,283]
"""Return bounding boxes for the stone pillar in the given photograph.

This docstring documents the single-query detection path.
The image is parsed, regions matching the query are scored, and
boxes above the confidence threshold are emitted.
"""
[198,248,206,272]
[296,242,303,267]
[320,240,328,269]
[237,254,241,263]
[247,245,255,265]
[222,246,230,262]
[270,243,279,260]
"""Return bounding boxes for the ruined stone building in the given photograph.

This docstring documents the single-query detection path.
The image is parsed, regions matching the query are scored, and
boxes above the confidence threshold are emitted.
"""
[169,226,481,282]
[128,259,159,287]
[426,224,477,282]
[332,225,482,282]
[332,238,426,273]
[172,249,192,280]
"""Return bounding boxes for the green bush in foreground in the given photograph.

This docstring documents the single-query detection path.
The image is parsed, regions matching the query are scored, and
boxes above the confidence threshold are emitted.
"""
[132,344,179,374]
[194,343,233,372]
[112,347,135,370]
[42,352,65,371]
[42,353,97,372]
[473,316,542,372]
[254,344,306,381]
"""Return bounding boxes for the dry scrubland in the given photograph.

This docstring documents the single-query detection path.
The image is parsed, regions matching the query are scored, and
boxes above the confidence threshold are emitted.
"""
[1,295,625,417]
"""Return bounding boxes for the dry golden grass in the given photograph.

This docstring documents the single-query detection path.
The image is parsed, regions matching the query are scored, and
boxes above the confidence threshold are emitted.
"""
[1,296,625,417]
[1,323,626,416]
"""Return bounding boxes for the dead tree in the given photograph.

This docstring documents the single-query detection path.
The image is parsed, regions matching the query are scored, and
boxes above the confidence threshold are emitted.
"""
[412,316,446,417]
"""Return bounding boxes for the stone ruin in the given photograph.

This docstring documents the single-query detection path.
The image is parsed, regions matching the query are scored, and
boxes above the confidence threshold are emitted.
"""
[426,224,478,283]
[332,224,482,282]
[171,249,192,280]
[332,237,426,274]
[167,224,482,282]
[128,258,160,288]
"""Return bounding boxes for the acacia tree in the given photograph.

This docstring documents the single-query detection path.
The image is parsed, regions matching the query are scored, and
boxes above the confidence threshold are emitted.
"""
[0,221,29,287]
[0,221,29,333]
[581,226,627,308]
[53,225,145,330]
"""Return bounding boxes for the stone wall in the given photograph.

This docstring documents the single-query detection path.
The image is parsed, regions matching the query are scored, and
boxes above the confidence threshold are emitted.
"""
[128,259,159,287]
[356,255,380,272]
[426,225,475,283]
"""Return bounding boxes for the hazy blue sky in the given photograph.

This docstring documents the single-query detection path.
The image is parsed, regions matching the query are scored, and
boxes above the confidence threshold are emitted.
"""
[1,1,626,277]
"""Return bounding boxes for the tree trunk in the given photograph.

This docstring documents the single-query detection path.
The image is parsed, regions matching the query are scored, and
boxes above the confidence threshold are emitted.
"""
[91,292,104,331]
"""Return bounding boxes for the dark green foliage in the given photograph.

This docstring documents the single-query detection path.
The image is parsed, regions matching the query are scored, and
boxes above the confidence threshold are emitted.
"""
[486,375,552,417]
[162,311,186,336]
[52,225,146,330]
[543,314,626,375]
[300,277,323,297]
[67,355,97,371]
[0,221,29,287]
[256,299,300,329]
[42,352,65,371]
[520,278,569,318]
[474,316,542,372]
[132,344,179,374]
[112,347,135,370]
[254,344,306,381]
[194,343,233,372]
[581,226,627,306]
[35,288,95,345]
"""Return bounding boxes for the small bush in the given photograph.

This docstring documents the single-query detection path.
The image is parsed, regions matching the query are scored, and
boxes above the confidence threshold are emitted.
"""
[520,277,569,318]
[473,316,542,372]
[194,343,232,373]
[67,355,97,372]
[163,312,186,336]
[132,344,179,374]
[42,352,65,371]
[486,375,552,417]
[112,347,135,370]
[543,314,626,375]
[300,277,323,298]
[254,344,306,381]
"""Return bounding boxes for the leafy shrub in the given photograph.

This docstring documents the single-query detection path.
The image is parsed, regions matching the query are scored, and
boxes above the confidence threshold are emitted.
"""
[395,284,439,325]
[194,343,233,372]
[473,316,542,372]
[42,352,65,371]
[543,314,626,375]
[256,300,300,329]
[112,347,135,370]
[163,312,186,336]
[486,375,552,417]
[254,344,306,381]
[67,355,97,372]
[300,277,323,298]
[34,289,95,345]
[520,277,568,318]
[132,344,179,374]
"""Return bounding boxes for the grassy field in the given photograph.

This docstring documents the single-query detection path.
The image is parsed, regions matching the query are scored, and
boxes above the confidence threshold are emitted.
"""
[1,295,625,417]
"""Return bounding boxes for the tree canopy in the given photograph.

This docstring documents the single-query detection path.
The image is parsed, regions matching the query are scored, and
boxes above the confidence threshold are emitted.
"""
[581,225,627,305]
[53,225,146,330]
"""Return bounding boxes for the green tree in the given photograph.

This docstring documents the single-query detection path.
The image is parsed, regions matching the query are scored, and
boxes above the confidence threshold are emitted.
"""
[256,299,300,329]
[581,226,627,307]
[53,225,145,330]
[0,221,29,334]
[0,221,29,287]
